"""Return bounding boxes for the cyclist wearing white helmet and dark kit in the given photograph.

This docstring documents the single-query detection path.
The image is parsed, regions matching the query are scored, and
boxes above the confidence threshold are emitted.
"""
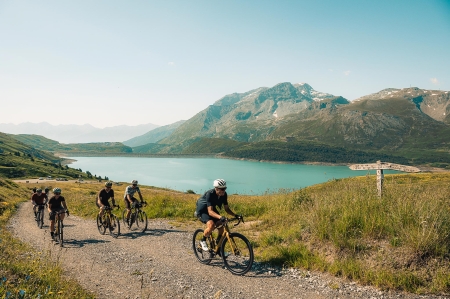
[123,180,144,224]
[47,187,69,239]
[97,181,117,222]
[195,179,242,251]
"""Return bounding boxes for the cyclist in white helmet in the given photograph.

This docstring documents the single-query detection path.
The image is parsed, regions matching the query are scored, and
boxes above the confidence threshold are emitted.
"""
[47,187,69,240]
[195,179,241,251]
[123,180,144,224]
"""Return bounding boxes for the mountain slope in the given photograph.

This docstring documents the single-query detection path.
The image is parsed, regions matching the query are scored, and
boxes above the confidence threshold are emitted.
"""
[123,120,186,147]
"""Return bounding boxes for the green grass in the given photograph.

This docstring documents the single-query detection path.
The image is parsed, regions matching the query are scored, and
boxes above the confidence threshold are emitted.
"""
[0,178,94,298]
[5,172,450,295]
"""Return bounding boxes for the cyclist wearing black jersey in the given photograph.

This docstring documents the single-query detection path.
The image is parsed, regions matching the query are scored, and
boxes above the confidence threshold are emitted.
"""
[195,179,241,251]
[47,187,69,239]
[97,181,117,221]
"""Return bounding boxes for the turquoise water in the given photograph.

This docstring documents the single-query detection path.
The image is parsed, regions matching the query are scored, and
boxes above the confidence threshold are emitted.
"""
[68,157,400,195]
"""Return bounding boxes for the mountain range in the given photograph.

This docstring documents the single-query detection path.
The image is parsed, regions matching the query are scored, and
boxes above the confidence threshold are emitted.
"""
[3,82,450,166]
[0,122,159,143]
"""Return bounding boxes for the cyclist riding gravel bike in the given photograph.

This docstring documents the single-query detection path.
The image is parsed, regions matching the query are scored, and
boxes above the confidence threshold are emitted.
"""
[123,180,144,225]
[47,187,69,239]
[31,188,48,219]
[97,181,117,223]
[195,179,242,251]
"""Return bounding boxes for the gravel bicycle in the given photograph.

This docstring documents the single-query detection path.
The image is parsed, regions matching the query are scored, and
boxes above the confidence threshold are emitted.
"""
[122,201,148,232]
[192,217,254,275]
[52,210,67,247]
[97,205,121,238]
[35,204,46,229]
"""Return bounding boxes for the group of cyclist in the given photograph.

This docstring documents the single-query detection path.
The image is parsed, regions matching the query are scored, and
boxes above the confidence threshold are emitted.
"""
[31,178,240,251]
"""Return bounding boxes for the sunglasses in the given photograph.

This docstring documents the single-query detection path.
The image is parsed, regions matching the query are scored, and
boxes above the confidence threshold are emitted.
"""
[54,193,61,195]
[216,187,227,191]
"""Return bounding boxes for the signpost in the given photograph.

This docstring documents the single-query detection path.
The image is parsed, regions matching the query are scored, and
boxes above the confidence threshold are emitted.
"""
[349,161,420,197]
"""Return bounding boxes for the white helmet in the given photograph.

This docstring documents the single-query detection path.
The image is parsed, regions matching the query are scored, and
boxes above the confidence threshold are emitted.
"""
[131,180,138,185]
[213,179,226,188]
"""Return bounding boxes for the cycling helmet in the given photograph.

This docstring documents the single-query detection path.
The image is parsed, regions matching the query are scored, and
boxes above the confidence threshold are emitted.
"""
[44,187,49,192]
[53,187,61,194]
[131,180,138,185]
[36,188,42,192]
[213,179,226,188]
[105,181,113,187]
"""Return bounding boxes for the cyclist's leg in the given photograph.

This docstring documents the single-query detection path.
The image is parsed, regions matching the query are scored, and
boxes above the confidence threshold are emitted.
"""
[49,211,56,237]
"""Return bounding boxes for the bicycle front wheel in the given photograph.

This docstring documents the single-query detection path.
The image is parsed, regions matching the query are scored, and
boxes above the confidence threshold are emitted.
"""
[135,210,147,232]
[220,232,253,275]
[39,208,44,229]
[122,209,131,229]
[192,229,212,264]
[109,215,120,238]
[57,220,64,247]
[97,214,106,235]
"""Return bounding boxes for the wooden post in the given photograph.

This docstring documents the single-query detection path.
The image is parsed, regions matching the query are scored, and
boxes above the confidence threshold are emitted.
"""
[349,161,420,198]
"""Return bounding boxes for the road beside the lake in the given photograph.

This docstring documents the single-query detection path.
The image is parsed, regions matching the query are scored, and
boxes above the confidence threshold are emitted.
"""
[8,202,442,299]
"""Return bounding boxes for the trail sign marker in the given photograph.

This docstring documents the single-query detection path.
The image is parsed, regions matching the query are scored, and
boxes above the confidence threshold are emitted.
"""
[349,161,420,197]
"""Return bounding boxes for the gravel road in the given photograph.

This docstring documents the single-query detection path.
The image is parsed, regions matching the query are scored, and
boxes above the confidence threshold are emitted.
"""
[7,202,447,299]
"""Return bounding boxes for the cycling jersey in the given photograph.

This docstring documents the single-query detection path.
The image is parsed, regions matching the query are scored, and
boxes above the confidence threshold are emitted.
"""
[48,195,66,211]
[123,185,140,199]
[31,193,47,205]
[196,188,228,216]
[98,188,114,206]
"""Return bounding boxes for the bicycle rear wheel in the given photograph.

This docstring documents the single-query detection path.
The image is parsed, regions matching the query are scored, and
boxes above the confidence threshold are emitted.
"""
[109,215,120,238]
[135,210,147,232]
[36,209,42,228]
[97,214,106,235]
[220,232,253,275]
[192,229,212,264]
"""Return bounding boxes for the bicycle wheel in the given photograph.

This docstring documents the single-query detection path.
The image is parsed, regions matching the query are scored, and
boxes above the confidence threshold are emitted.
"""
[97,214,106,235]
[122,209,131,229]
[36,209,42,228]
[192,229,212,264]
[39,208,44,229]
[109,214,120,238]
[220,232,253,275]
[57,219,64,247]
[135,210,147,232]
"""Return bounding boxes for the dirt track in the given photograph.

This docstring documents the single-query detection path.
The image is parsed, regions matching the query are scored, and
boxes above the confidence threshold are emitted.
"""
[7,202,445,299]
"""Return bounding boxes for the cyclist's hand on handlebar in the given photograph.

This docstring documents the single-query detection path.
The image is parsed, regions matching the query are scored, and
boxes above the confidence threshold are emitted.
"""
[65,209,70,216]
[220,216,227,223]
[236,214,243,220]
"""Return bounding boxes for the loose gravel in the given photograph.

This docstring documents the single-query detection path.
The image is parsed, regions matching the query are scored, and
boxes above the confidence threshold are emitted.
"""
[7,202,448,299]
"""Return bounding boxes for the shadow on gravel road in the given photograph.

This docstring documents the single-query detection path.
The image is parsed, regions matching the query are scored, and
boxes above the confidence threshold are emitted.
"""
[60,238,110,248]
[146,228,185,236]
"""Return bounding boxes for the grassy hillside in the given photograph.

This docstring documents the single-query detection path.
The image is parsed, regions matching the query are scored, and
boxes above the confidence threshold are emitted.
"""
[31,173,450,294]
[11,134,133,154]
[0,132,86,179]
[0,178,94,297]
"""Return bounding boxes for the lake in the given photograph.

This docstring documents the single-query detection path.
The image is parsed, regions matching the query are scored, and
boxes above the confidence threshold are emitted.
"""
[68,157,400,195]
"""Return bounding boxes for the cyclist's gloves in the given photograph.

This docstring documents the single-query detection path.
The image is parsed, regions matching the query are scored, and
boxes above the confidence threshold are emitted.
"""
[65,209,70,216]
[220,216,227,222]
[236,214,243,220]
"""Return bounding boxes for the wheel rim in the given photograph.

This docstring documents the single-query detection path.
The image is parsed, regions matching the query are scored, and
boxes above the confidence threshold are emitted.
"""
[221,233,253,275]
[192,229,212,264]
[97,215,106,235]
[109,215,120,238]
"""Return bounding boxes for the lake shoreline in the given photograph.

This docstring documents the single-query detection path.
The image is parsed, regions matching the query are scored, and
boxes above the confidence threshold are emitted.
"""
[57,153,449,173]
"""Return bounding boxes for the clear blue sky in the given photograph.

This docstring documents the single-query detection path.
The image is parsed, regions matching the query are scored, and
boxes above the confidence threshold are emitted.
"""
[1,0,449,128]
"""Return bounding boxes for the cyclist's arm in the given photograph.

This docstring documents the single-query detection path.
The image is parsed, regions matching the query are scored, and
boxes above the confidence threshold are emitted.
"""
[224,205,237,218]
[111,197,116,206]
[126,194,133,203]
[207,206,222,220]
[61,200,68,210]
[138,191,143,202]
[97,195,104,208]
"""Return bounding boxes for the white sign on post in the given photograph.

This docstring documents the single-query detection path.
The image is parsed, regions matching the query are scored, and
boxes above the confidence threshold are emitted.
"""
[349,161,420,197]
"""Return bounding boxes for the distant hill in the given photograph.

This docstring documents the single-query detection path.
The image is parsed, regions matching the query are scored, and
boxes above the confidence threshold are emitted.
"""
[0,122,159,143]
[141,83,450,165]
[0,132,84,178]
[10,134,132,155]
[123,120,186,147]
